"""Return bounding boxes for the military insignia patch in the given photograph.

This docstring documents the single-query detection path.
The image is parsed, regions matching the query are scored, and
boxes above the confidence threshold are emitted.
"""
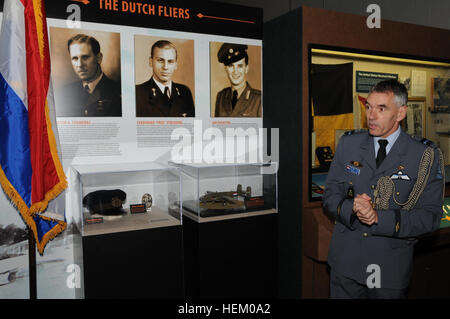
[390,171,411,181]
[345,164,360,175]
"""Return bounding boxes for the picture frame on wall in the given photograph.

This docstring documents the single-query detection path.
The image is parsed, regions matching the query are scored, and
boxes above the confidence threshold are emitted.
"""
[403,97,426,138]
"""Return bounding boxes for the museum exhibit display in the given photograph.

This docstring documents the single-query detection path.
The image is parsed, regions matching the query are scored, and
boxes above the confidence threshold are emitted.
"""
[69,162,184,298]
[171,162,277,221]
[264,6,450,298]
[170,161,277,298]
[0,0,265,299]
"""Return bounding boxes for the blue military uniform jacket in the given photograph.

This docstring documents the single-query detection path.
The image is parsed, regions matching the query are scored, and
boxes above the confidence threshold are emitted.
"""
[323,129,444,289]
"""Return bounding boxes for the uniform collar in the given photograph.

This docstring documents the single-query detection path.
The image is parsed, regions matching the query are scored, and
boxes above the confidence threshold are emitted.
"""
[373,126,401,155]
[82,72,103,94]
[152,77,172,95]
[231,81,248,98]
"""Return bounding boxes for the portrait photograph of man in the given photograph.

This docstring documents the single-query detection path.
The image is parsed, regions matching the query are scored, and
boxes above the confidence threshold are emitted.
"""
[134,36,195,117]
[50,28,122,117]
[210,42,262,117]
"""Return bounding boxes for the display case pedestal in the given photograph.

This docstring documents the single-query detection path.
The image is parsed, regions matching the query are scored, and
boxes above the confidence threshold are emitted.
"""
[82,225,183,299]
[182,213,277,299]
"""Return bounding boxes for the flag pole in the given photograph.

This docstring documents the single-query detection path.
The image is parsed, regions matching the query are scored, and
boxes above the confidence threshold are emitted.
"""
[28,227,37,299]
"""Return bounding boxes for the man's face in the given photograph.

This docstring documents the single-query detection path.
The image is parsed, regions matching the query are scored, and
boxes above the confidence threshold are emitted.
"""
[150,47,177,85]
[225,57,248,87]
[69,42,102,82]
[365,91,407,138]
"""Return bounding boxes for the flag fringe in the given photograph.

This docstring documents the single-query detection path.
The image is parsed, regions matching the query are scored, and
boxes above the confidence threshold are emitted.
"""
[29,178,67,214]
[44,99,67,190]
[31,0,45,64]
[33,213,67,255]
[28,100,68,213]
[0,165,67,255]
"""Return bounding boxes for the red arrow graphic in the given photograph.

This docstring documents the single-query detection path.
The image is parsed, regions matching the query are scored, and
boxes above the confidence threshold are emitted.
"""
[71,0,90,5]
[197,13,255,24]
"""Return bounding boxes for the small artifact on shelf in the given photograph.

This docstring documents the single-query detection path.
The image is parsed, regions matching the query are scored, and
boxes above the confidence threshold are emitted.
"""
[84,217,104,224]
[198,184,251,210]
[182,184,271,217]
[141,193,153,212]
[130,203,147,214]
[83,189,126,216]
[244,196,265,209]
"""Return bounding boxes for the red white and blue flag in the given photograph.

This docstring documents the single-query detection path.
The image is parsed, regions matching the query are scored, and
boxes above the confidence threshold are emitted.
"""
[0,0,67,254]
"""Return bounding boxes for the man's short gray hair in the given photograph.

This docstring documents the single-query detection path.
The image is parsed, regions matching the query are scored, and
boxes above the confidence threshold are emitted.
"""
[369,79,408,107]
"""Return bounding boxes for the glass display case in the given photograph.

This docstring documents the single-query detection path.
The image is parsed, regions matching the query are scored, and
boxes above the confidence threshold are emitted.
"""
[169,162,277,221]
[69,162,182,236]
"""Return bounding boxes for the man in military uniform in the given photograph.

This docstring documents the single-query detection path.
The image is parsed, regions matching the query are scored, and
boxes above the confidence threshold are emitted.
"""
[135,40,195,117]
[56,34,122,117]
[215,43,261,117]
[323,79,444,299]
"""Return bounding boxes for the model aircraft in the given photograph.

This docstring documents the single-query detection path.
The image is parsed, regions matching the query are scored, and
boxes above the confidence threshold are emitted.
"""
[199,184,251,209]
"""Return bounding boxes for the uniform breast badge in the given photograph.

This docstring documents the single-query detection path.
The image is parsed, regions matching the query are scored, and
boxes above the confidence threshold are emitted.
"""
[345,163,360,175]
[390,171,411,181]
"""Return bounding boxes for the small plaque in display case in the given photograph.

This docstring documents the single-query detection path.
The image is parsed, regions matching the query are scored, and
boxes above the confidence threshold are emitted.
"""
[130,203,147,214]
[84,217,104,224]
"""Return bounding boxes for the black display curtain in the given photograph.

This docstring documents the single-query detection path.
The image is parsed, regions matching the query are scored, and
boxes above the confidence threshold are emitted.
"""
[311,62,353,116]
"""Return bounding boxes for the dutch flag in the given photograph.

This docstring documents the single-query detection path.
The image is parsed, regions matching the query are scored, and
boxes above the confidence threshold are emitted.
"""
[0,0,67,255]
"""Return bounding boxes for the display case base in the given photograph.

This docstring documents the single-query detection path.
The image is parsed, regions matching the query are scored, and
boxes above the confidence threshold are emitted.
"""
[82,226,183,299]
[182,212,277,298]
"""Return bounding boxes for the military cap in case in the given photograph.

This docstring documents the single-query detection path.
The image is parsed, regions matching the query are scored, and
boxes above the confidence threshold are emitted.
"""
[83,189,127,215]
[217,43,248,65]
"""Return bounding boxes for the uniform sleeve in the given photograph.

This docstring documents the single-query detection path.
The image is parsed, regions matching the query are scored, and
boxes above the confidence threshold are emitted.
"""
[214,91,222,117]
[185,86,195,117]
[370,148,444,238]
[256,92,262,117]
[323,136,356,230]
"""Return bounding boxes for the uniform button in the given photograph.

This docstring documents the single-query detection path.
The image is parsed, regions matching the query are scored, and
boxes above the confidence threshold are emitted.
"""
[371,185,375,189]
[363,233,368,237]
[396,192,400,196]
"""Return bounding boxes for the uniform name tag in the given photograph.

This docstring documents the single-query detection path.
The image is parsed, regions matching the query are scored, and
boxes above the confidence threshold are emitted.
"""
[345,164,360,175]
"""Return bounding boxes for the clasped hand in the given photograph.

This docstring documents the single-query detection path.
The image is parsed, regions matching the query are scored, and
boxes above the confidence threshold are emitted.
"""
[353,193,378,225]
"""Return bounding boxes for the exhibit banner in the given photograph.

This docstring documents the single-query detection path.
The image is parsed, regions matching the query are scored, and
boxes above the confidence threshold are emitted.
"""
[40,0,263,169]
